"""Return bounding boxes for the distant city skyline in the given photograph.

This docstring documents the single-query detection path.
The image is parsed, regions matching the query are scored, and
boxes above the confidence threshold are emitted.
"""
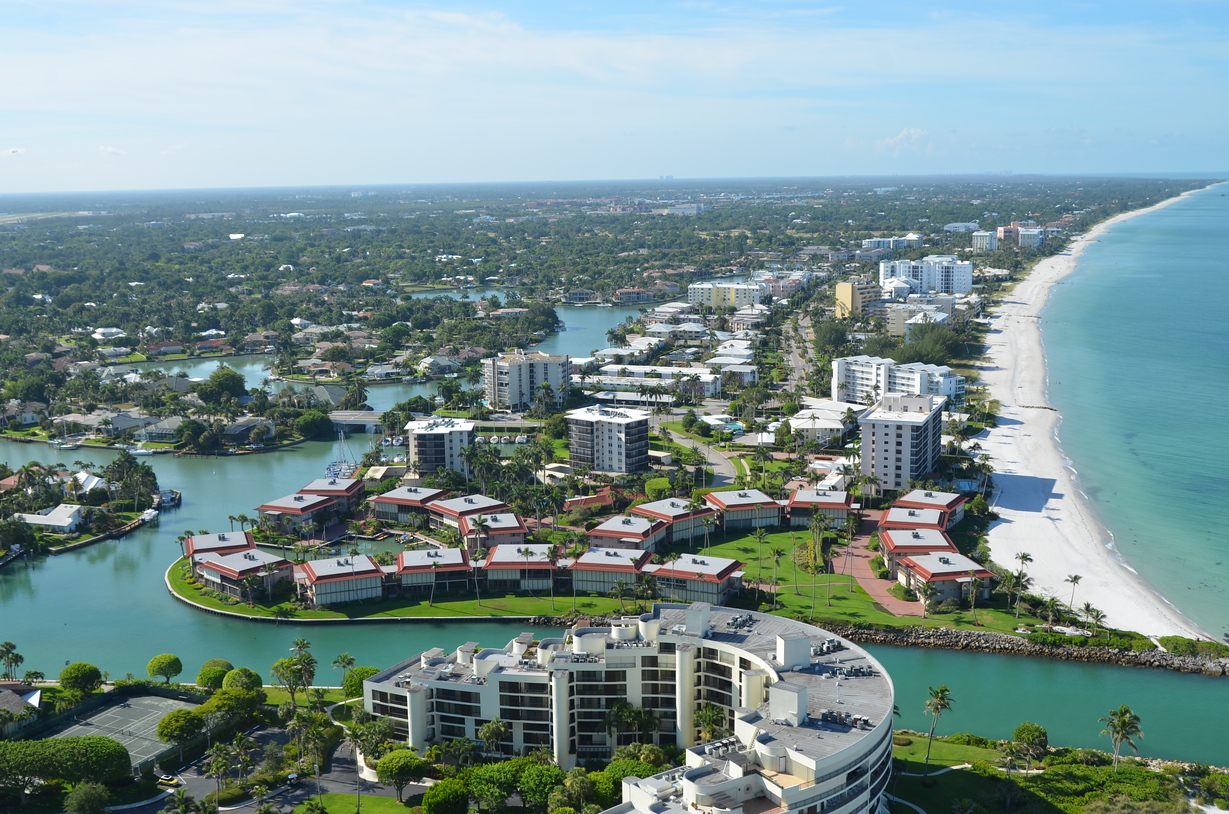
[2,0,1226,193]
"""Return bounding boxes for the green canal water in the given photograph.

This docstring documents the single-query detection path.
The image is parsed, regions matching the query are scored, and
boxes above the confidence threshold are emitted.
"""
[2,297,1227,765]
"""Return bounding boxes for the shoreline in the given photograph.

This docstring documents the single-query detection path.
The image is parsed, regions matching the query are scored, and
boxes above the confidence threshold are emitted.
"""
[981,188,1214,640]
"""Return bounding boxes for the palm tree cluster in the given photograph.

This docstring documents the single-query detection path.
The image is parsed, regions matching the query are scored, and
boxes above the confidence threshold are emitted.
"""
[602,700,662,752]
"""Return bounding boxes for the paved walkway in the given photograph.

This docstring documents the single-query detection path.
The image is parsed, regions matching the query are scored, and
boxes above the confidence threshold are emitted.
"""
[844,510,924,617]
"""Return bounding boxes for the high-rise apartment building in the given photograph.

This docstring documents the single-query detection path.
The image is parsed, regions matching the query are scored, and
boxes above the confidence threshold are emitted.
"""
[482,350,570,411]
[362,603,896,813]
[878,255,973,295]
[834,278,883,318]
[567,405,650,473]
[832,356,965,405]
[971,231,998,253]
[404,417,475,478]
[687,282,765,309]
[859,394,945,492]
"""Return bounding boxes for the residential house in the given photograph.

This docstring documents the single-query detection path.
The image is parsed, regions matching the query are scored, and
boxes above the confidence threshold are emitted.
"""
[222,416,275,445]
[146,340,184,356]
[184,530,255,559]
[14,504,83,534]
[136,417,185,443]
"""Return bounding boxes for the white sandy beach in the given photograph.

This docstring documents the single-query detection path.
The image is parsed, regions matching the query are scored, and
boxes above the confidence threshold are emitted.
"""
[980,191,1209,640]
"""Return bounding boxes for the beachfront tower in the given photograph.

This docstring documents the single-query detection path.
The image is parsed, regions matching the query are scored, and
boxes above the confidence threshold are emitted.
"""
[860,394,945,492]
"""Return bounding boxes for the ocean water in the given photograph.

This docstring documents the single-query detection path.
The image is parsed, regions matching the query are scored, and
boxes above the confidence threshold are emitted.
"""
[1044,185,1229,639]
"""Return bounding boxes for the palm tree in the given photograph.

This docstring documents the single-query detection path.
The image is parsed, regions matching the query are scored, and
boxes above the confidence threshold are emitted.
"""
[752,528,769,604]
[922,685,953,778]
[918,582,938,618]
[1013,570,1033,619]
[966,572,984,625]
[608,579,628,613]
[517,545,537,597]
[428,561,440,607]
[701,515,713,552]
[695,703,728,743]
[1065,574,1082,609]
[333,653,355,692]
[770,545,786,609]
[1099,705,1143,770]
[1041,596,1060,626]
[478,717,510,757]
[1014,551,1033,576]
[1087,607,1107,636]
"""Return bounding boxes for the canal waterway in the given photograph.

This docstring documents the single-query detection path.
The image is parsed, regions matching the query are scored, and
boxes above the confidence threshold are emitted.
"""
[2,291,1227,765]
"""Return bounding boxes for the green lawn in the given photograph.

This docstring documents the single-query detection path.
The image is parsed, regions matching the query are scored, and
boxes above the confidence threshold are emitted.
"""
[672,530,1038,634]
[293,793,412,813]
[893,735,1001,768]
[263,686,349,707]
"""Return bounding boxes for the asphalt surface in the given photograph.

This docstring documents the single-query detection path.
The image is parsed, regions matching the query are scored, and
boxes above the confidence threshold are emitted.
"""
[138,726,415,813]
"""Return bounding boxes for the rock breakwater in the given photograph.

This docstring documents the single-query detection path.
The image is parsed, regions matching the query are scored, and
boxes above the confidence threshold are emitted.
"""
[823,625,1228,677]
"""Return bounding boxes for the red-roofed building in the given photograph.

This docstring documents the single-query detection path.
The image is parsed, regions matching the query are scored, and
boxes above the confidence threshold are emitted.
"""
[631,497,719,545]
[703,489,782,530]
[481,544,556,592]
[395,548,471,594]
[642,553,743,604]
[587,514,669,552]
[256,493,339,533]
[297,555,383,607]
[459,512,528,551]
[194,549,292,600]
[878,506,948,533]
[786,490,855,528]
[428,494,511,530]
[896,552,993,604]
[371,486,447,523]
[893,490,967,529]
[298,477,366,514]
[184,530,255,559]
[877,528,959,577]
[569,547,653,595]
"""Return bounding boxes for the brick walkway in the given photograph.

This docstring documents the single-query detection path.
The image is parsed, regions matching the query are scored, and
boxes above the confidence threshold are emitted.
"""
[842,509,924,617]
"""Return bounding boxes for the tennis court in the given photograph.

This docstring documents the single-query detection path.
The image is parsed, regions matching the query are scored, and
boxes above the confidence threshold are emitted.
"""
[46,694,199,765]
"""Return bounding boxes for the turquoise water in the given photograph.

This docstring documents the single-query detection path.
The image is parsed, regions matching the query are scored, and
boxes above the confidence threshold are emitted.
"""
[1045,186,1229,639]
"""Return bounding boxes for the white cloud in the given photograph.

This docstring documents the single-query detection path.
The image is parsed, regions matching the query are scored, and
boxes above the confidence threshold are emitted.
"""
[876,128,928,154]
[3,147,25,157]
[99,145,126,156]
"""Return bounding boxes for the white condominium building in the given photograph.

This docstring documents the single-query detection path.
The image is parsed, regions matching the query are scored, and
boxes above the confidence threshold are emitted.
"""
[878,255,973,295]
[403,417,475,478]
[687,282,766,309]
[482,349,570,411]
[363,603,895,814]
[832,356,965,405]
[567,405,651,473]
[971,231,998,253]
[860,394,945,492]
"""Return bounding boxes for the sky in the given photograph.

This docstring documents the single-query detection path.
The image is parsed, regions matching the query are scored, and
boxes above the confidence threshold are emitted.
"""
[1,0,1226,193]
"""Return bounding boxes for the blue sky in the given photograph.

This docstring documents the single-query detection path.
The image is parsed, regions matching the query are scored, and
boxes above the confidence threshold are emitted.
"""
[1,0,1226,192]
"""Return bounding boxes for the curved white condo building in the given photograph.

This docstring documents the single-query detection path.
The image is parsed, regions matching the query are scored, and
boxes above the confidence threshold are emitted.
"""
[364,602,895,814]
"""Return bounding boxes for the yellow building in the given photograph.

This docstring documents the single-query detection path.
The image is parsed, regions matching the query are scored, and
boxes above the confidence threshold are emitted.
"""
[834,279,882,318]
